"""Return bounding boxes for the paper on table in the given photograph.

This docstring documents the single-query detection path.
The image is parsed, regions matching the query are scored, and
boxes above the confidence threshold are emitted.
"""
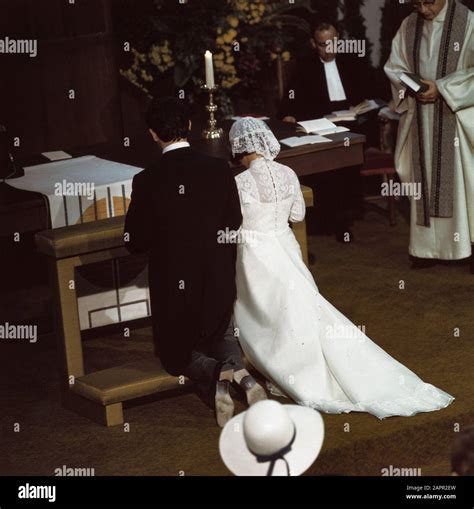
[326,112,356,123]
[378,106,401,121]
[327,100,382,123]
[332,110,354,117]
[42,150,72,161]
[353,99,382,115]
[280,135,331,148]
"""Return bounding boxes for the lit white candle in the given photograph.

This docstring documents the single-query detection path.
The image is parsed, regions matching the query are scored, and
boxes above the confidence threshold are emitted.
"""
[204,50,215,88]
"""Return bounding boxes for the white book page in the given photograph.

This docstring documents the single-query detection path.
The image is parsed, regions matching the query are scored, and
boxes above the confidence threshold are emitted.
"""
[319,126,350,135]
[42,151,72,161]
[297,118,337,134]
[280,135,331,147]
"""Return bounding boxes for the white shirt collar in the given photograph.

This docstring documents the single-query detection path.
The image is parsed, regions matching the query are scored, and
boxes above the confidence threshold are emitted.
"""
[162,141,190,155]
[320,57,337,65]
[431,0,448,23]
[320,57,347,102]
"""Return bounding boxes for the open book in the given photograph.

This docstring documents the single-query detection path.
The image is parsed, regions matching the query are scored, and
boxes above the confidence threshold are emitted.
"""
[326,99,383,123]
[280,134,331,148]
[400,73,429,93]
[297,118,350,136]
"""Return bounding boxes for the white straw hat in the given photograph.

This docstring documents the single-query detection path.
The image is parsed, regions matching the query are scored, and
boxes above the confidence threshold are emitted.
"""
[219,400,325,476]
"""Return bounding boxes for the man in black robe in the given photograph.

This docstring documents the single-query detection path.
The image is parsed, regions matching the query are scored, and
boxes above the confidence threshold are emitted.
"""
[124,97,263,426]
[280,19,371,241]
[280,20,367,122]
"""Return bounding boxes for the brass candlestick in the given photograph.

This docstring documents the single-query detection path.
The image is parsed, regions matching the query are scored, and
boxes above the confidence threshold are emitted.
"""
[201,84,224,139]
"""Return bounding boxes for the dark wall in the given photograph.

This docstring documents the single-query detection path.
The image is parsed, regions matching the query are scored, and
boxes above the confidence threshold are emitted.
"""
[0,0,123,157]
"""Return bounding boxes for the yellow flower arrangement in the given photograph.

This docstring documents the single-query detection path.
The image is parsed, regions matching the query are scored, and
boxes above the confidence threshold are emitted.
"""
[140,69,154,82]
[215,22,240,90]
[234,0,268,25]
[270,51,291,62]
[227,16,239,28]
[148,41,174,72]
[122,40,176,90]
[120,69,148,92]
[121,1,299,99]
[222,28,237,44]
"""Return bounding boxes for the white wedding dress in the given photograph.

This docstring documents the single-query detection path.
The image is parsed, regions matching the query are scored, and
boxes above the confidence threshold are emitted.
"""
[233,157,454,419]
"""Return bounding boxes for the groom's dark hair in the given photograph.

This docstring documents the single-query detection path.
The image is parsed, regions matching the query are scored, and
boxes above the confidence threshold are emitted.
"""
[146,96,190,142]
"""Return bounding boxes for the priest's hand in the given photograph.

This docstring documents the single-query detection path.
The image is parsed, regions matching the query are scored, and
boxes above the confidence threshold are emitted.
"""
[417,80,440,103]
[283,116,297,123]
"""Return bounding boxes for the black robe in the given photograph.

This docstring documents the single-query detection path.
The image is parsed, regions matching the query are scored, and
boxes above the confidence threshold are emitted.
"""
[280,53,370,234]
[279,52,368,121]
[124,147,242,375]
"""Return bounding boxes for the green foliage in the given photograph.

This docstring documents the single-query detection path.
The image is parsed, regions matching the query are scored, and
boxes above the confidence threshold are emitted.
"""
[113,0,315,115]
[113,0,382,113]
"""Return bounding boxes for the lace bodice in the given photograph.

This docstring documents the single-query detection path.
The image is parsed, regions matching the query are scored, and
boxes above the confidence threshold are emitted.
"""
[235,158,305,234]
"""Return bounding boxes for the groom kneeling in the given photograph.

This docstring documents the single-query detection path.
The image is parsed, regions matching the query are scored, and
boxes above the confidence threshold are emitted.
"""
[124,97,266,426]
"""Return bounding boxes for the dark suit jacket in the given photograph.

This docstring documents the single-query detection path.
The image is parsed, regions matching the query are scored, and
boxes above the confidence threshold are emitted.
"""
[124,147,242,375]
[279,53,368,121]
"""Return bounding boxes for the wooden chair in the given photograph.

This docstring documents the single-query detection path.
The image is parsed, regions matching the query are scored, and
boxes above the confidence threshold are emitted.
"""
[361,149,398,226]
[360,115,399,226]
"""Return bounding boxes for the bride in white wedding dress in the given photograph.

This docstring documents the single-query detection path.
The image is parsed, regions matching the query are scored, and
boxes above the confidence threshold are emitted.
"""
[229,118,454,420]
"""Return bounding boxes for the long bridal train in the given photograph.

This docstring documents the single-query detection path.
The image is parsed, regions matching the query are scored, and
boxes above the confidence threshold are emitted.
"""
[235,253,454,419]
[228,118,454,420]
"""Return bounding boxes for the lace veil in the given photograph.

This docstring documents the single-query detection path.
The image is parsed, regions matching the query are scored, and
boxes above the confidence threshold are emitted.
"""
[229,118,281,161]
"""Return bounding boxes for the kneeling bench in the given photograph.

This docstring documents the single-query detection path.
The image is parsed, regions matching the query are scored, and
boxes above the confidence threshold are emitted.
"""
[35,186,313,426]
[35,216,189,426]
[72,358,183,406]
[71,358,188,426]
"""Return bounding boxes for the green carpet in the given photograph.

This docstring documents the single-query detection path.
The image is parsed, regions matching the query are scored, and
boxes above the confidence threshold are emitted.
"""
[2,210,473,476]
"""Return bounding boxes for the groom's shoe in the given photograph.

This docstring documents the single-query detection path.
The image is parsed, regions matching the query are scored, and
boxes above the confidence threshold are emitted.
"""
[215,379,234,427]
[236,373,267,406]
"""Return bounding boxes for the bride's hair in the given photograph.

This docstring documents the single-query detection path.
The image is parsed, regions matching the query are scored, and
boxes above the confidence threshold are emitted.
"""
[231,151,252,165]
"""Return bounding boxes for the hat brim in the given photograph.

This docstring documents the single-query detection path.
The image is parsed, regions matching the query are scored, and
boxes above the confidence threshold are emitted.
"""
[219,405,325,476]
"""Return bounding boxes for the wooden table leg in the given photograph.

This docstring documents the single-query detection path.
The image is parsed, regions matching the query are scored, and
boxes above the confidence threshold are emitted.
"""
[50,256,85,381]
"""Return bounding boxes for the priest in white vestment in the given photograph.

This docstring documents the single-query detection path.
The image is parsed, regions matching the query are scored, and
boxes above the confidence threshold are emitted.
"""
[384,0,473,269]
